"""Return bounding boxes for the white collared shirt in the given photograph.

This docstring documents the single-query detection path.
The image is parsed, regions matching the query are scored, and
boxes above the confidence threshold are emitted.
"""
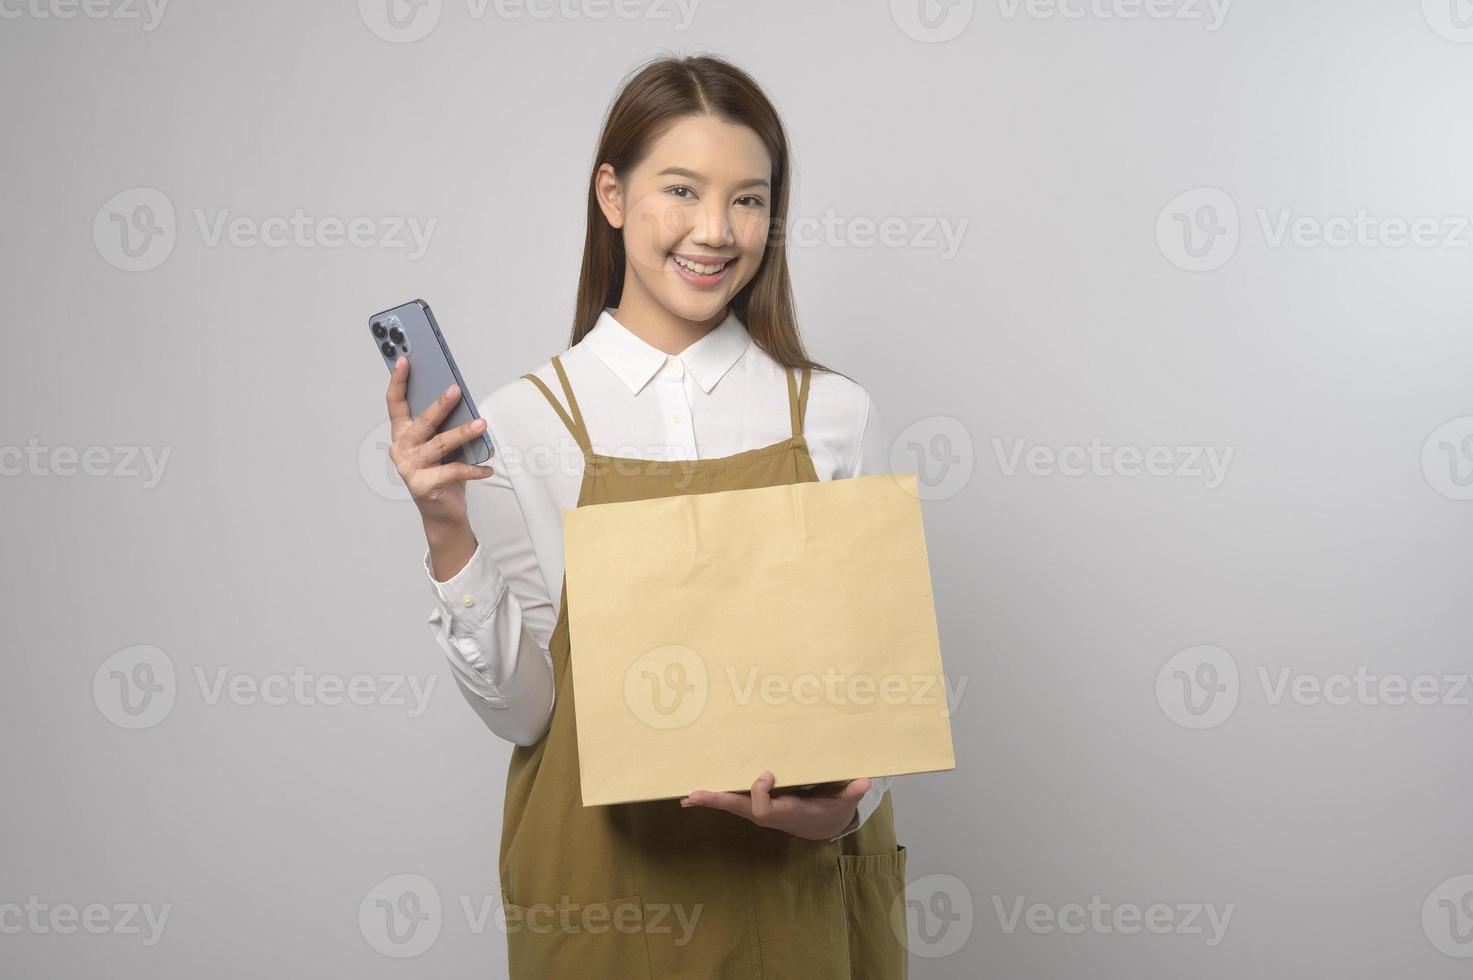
[423,308,894,837]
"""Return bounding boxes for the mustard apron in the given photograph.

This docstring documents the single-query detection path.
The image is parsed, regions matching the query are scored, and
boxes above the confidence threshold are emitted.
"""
[499,355,908,979]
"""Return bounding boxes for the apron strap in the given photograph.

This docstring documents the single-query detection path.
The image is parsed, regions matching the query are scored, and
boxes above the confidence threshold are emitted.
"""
[786,366,811,439]
[521,354,593,455]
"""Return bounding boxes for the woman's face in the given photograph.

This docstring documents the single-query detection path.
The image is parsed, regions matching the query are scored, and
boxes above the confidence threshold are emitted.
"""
[597,114,773,326]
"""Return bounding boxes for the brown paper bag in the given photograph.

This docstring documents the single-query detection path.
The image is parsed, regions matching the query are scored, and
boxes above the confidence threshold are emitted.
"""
[563,471,956,806]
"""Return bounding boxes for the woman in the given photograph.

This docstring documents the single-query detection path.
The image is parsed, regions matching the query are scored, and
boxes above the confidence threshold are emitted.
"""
[385,54,907,978]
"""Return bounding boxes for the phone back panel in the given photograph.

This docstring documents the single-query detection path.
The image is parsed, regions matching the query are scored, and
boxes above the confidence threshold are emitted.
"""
[370,300,493,466]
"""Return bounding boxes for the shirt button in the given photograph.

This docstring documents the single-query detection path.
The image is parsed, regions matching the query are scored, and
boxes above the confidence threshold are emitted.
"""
[663,357,684,378]
[460,595,475,607]
[671,412,683,423]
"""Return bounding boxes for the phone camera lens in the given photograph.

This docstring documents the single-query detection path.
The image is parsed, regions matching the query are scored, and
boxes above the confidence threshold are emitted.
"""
[388,326,405,345]
[379,341,396,358]
[371,321,388,339]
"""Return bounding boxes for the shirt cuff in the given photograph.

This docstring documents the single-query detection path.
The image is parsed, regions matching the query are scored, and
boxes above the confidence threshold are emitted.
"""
[423,542,505,636]
[828,776,893,841]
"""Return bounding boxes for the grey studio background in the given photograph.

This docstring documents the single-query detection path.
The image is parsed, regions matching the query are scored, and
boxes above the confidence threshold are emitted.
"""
[3,1,1472,978]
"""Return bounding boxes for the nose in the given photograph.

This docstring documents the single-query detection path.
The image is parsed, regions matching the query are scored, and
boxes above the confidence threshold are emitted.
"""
[691,197,735,250]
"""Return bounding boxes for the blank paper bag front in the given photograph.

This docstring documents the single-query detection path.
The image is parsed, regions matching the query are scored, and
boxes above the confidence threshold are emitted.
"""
[563,471,956,807]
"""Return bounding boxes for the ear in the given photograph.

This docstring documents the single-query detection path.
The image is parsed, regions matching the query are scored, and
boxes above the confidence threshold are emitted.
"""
[594,163,625,230]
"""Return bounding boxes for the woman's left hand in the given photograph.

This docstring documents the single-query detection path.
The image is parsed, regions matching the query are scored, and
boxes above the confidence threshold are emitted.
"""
[680,771,870,841]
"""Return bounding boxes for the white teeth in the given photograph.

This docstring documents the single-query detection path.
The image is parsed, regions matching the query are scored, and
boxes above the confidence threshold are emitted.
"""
[672,255,729,275]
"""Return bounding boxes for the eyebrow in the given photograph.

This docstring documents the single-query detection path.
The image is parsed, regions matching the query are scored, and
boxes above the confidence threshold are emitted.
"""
[655,166,769,191]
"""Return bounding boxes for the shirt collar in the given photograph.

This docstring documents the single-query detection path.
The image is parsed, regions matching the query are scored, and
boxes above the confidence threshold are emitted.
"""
[582,307,751,395]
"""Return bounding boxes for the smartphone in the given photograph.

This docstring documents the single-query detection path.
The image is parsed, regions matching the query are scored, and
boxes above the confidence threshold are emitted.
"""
[370,299,494,466]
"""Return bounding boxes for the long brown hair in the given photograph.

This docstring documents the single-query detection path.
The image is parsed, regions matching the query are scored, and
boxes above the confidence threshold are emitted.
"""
[570,54,832,374]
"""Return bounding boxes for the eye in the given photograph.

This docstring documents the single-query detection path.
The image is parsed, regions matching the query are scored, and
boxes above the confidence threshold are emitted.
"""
[735,195,766,208]
[666,185,696,199]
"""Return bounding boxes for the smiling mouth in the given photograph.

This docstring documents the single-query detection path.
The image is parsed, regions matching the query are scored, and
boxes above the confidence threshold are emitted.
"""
[670,254,733,275]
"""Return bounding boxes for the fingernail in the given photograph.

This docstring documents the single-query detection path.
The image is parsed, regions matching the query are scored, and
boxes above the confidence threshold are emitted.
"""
[679,798,693,807]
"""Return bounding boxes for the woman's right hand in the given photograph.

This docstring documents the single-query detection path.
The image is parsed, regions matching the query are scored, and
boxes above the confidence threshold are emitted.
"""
[385,355,495,528]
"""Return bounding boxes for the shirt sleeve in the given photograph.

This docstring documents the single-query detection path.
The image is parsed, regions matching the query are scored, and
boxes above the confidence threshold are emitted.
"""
[422,408,556,747]
[848,388,889,480]
[829,386,898,838]
[827,776,896,840]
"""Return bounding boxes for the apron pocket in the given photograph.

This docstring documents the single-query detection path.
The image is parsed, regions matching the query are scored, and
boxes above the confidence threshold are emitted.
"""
[837,845,908,980]
[503,893,653,980]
